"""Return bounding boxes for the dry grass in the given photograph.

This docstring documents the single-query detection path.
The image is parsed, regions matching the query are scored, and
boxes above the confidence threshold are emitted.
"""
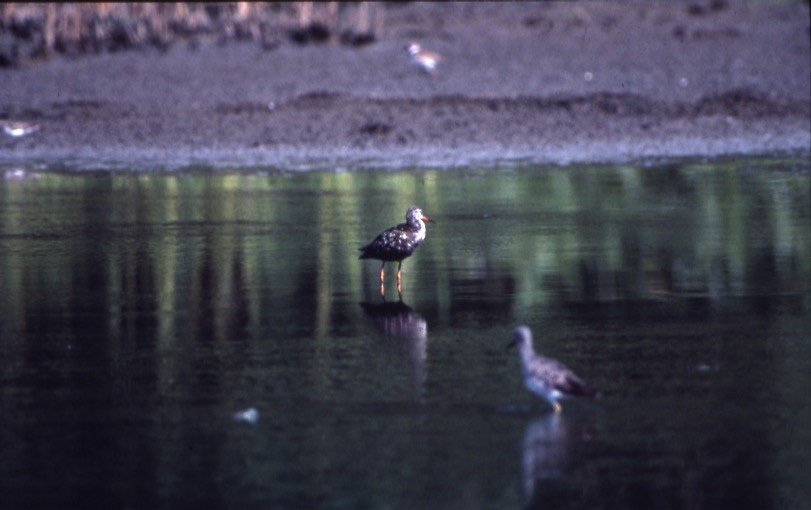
[0,2,385,66]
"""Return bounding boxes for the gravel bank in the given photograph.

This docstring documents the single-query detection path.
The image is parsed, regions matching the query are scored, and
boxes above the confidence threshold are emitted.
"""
[1,2,809,170]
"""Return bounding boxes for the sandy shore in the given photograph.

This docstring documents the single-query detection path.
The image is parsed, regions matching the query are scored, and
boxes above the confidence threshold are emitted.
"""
[1,2,809,171]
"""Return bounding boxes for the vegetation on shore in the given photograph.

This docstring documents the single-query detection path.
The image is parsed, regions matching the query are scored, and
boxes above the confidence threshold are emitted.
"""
[0,2,385,66]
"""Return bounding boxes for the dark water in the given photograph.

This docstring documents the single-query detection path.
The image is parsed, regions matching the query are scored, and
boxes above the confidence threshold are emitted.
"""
[1,157,809,510]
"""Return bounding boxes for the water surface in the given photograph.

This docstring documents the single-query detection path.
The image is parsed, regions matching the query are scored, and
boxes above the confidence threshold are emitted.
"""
[1,157,809,509]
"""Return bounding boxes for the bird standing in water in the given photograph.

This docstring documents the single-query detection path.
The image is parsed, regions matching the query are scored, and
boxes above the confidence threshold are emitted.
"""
[359,206,433,296]
[507,326,597,413]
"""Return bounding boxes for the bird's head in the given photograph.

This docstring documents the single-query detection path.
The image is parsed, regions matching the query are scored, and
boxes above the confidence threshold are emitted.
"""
[506,325,532,351]
[406,42,421,56]
[406,206,434,226]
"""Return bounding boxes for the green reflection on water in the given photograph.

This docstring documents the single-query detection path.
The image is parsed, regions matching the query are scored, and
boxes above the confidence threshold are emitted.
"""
[1,156,810,509]
[1,157,809,342]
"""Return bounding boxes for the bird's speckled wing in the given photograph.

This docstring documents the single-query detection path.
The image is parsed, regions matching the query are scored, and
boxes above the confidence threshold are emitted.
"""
[359,223,421,261]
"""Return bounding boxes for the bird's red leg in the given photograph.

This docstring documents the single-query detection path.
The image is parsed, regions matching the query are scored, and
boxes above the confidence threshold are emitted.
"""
[379,262,386,296]
[396,261,403,294]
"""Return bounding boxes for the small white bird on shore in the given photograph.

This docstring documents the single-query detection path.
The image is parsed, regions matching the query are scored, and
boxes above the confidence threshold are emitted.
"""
[406,42,443,76]
[507,326,597,413]
[2,120,40,138]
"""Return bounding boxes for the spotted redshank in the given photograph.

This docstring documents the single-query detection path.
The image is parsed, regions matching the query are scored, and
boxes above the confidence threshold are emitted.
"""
[507,326,597,413]
[406,42,442,76]
[359,205,433,296]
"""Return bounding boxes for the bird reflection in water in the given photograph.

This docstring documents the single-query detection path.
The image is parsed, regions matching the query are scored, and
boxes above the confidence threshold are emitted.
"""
[360,298,427,400]
[521,414,570,498]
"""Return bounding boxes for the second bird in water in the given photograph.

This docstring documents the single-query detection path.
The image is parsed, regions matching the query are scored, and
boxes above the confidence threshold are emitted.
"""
[508,326,597,413]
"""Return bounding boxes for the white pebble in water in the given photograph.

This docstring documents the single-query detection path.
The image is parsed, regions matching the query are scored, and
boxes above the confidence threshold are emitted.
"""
[233,407,260,424]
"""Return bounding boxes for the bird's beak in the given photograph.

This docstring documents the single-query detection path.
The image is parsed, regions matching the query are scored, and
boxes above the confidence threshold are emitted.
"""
[505,338,517,351]
[423,214,435,224]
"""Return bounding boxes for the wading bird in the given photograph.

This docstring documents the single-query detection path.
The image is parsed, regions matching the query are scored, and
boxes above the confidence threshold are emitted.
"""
[507,326,597,413]
[406,42,443,76]
[359,205,433,296]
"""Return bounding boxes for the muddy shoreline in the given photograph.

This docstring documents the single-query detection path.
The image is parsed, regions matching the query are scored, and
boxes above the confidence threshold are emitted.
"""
[1,2,809,171]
